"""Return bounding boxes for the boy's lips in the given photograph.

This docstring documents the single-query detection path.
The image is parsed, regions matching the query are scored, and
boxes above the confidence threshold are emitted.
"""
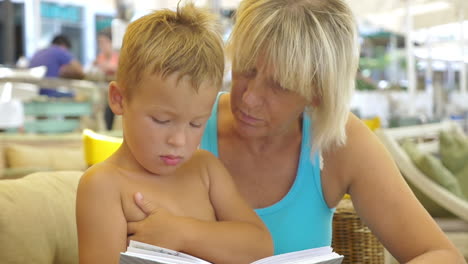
[160,155,182,166]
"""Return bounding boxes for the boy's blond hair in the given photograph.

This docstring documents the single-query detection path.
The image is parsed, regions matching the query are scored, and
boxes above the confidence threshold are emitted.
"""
[117,2,224,96]
[227,0,359,153]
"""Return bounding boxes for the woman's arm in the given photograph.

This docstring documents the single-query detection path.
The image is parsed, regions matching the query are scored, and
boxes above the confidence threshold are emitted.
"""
[76,167,127,264]
[129,151,273,264]
[326,113,465,263]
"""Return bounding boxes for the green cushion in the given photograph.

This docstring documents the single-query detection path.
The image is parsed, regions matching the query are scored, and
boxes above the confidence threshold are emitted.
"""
[455,164,468,199]
[407,181,455,217]
[402,140,465,200]
[439,130,468,175]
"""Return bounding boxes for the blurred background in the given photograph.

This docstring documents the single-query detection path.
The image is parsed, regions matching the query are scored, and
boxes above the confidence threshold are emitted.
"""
[0,0,467,133]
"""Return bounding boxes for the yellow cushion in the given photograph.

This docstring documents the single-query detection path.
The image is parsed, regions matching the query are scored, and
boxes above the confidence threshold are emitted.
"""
[362,117,381,131]
[0,171,82,264]
[82,129,122,165]
[5,144,86,171]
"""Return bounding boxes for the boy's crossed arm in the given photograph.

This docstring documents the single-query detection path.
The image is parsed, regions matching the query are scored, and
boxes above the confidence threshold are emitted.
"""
[127,151,274,264]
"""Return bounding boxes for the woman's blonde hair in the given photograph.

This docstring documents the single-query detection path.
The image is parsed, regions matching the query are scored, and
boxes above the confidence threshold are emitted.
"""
[117,2,224,96]
[227,0,359,152]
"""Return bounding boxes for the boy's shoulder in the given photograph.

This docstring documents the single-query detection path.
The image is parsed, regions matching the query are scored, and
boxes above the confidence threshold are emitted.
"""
[181,149,223,178]
[78,160,123,192]
[189,149,227,177]
[190,149,219,165]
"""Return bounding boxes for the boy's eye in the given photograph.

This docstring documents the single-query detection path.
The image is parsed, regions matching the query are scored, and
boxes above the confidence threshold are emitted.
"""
[190,122,203,128]
[152,117,169,124]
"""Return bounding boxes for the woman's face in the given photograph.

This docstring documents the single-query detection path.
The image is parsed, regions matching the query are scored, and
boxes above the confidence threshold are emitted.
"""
[230,58,309,138]
[98,35,112,53]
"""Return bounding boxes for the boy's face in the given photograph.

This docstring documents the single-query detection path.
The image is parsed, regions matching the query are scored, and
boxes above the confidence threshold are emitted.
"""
[121,72,217,176]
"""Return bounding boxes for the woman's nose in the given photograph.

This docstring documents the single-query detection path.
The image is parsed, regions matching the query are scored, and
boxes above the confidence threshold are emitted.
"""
[242,78,264,108]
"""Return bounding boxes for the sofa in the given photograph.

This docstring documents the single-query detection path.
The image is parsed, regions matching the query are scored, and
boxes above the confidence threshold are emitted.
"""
[0,130,122,179]
[0,171,82,264]
[0,133,86,179]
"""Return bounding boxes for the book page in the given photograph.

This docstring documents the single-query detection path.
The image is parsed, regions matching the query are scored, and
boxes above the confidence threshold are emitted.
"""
[251,247,343,264]
[123,240,211,264]
[121,251,195,264]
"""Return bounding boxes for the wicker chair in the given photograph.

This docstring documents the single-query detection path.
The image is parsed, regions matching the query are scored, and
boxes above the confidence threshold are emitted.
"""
[332,198,385,264]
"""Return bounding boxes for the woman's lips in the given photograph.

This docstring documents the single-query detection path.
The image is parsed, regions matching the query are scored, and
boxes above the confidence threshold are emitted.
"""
[160,155,182,166]
[238,110,262,125]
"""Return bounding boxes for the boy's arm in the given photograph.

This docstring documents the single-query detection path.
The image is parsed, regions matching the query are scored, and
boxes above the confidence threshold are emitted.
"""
[130,152,273,264]
[76,167,127,264]
[186,151,274,263]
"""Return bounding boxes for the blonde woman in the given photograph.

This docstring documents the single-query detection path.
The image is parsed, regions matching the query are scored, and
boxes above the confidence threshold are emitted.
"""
[130,0,465,262]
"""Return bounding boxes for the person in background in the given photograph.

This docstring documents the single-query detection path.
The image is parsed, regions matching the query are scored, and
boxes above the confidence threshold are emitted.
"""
[76,3,273,264]
[93,29,120,130]
[128,0,466,263]
[94,29,119,78]
[29,34,84,79]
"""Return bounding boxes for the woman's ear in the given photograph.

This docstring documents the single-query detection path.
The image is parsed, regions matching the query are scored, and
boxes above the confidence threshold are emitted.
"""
[108,81,124,115]
[311,96,321,107]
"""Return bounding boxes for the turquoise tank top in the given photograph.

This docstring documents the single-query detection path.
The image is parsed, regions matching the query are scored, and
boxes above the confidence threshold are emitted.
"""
[200,92,335,255]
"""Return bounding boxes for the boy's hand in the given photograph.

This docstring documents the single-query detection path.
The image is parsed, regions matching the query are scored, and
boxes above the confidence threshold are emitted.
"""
[127,192,188,250]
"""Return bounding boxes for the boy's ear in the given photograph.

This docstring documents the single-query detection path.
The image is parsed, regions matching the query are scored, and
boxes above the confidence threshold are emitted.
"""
[108,81,124,115]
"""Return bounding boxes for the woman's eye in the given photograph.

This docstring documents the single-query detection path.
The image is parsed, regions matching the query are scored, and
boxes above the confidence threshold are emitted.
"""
[243,69,257,79]
[272,81,289,93]
[152,117,169,124]
[190,122,203,128]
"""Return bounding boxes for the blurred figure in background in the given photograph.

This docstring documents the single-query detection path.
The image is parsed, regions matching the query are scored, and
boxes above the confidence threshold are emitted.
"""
[93,29,119,130]
[94,29,119,79]
[29,34,84,79]
[29,34,84,98]
[93,29,120,131]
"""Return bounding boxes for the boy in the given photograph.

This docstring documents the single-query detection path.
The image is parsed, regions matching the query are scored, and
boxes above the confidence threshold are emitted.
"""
[76,3,273,264]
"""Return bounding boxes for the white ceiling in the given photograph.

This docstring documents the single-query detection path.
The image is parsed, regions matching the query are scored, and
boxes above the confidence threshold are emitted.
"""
[346,0,468,33]
[127,0,468,33]
[214,0,468,33]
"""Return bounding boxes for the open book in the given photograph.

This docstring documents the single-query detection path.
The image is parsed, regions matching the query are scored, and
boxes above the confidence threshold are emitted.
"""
[120,240,343,264]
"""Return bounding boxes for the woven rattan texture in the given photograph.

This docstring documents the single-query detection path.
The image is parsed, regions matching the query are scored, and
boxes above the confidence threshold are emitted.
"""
[332,199,385,264]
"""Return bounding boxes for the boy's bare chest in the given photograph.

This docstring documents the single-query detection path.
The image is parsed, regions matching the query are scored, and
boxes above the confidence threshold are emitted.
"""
[120,174,216,223]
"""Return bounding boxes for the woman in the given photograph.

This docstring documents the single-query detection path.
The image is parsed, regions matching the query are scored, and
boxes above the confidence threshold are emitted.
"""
[94,29,119,130]
[128,0,465,262]
[94,29,119,78]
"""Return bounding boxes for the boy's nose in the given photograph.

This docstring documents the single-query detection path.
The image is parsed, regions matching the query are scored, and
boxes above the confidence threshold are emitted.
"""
[167,128,186,147]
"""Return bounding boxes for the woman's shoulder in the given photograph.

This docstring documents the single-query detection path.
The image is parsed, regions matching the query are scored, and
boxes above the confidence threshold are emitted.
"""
[321,113,387,203]
[324,113,383,165]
